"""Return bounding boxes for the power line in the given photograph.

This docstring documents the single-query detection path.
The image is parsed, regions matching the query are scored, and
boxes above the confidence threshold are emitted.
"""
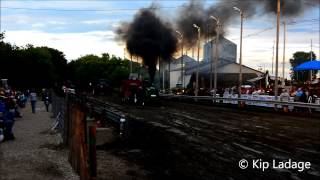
[230,18,319,40]
[1,5,186,12]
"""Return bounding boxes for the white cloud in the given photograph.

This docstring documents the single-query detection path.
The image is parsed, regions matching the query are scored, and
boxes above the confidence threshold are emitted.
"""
[4,30,124,61]
[82,19,110,25]
[3,14,34,24]
[48,20,66,25]
[31,23,46,28]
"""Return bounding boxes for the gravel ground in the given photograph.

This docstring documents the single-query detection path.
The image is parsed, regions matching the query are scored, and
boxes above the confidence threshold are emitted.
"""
[0,102,79,180]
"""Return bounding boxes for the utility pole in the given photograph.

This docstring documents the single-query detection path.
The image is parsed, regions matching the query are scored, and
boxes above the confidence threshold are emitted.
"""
[162,60,165,92]
[130,54,133,74]
[274,0,280,100]
[210,16,220,100]
[168,58,171,92]
[272,41,275,74]
[282,21,286,87]
[210,39,213,91]
[234,7,244,98]
[123,48,126,60]
[158,57,160,89]
[310,39,313,81]
[214,22,220,98]
[193,24,201,96]
[192,47,195,59]
[181,39,184,89]
[176,30,184,89]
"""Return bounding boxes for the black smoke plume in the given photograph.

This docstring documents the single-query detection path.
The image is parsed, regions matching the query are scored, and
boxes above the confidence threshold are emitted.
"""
[176,0,319,48]
[117,9,177,83]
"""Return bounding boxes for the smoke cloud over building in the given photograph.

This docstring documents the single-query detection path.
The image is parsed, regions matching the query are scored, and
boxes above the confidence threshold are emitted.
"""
[175,0,319,47]
[116,8,177,83]
[116,0,319,81]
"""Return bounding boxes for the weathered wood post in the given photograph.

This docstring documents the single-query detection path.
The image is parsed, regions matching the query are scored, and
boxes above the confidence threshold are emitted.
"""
[88,125,97,179]
[86,114,97,180]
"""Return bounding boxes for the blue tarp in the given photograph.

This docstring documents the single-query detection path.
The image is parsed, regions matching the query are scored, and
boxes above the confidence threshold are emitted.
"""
[293,60,320,71]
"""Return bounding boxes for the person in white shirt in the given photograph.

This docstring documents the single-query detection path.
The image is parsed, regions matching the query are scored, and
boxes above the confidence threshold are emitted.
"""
[30,90,37,114]
[280,89,290,102]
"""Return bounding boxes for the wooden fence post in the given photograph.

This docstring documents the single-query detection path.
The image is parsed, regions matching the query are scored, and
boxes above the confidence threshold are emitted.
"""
[89,125,97,179]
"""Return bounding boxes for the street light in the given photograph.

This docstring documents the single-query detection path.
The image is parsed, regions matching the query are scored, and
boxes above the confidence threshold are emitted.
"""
[234,6,244,99]
[210,15,220,100]
[176,30,184,89]
[274,0,280,99]
[130,54,133,74]
[193,24,201,96]
[282,21,286,87]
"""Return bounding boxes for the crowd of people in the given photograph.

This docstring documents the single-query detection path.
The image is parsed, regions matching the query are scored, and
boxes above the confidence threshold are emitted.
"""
[0,87,51,143]
[0,88,26,142]
[221,85,319,103]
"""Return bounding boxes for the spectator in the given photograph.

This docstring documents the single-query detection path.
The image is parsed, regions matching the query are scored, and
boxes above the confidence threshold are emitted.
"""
[0,126,4,142]
[0,96,5,113]
[44,93,51,112]
[0,96,5,142]
[294,88,303,102]
[280,89,290,102]
[2,95,15,141]
[299,89,307,103]
[252,88,259,95]
[18,93,26,108]
[3,108,15,140]
[30,90,37,114]
[25,89,30,99]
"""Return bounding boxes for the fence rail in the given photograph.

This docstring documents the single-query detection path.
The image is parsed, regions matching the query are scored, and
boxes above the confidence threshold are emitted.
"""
[160,94,320,109]
[85,97,127,136]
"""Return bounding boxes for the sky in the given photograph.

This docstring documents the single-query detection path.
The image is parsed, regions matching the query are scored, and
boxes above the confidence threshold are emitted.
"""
[1,0,319,79]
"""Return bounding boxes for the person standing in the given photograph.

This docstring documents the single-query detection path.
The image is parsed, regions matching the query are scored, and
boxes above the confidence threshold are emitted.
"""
[3,107,15,140]
[2,95,15,140]
[280,89,290,112]
[44,93,51,112]
[30,90,37,114]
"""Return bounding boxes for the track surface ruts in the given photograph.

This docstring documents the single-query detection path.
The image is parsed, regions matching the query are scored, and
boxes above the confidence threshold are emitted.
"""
[97,96,320,180]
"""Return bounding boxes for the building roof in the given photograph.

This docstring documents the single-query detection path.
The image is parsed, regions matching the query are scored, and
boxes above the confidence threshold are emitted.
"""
[170,55,197,71]
[171,55,196,64]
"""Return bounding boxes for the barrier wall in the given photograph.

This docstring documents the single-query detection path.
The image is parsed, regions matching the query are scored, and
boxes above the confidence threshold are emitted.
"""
[222,94,320,111]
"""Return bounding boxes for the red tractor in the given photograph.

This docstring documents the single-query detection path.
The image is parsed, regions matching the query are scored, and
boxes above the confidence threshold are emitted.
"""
[120,79,143,104]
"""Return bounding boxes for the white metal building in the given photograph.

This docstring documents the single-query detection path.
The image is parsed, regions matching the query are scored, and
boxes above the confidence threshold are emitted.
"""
[169,36,263,89]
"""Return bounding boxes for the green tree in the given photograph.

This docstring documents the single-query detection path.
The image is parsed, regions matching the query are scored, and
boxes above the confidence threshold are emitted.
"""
[0,32,4,41]
[68,54,130,88]
[290,51,317,82]
[0,32,67,89]
[67,53,152,89]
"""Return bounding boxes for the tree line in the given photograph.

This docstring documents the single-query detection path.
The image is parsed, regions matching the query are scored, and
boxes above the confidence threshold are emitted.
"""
[0,32,146,90]
[0,33,67,88]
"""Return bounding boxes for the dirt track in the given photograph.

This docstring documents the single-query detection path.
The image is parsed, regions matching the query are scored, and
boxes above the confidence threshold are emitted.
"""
[97,96,320,180]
